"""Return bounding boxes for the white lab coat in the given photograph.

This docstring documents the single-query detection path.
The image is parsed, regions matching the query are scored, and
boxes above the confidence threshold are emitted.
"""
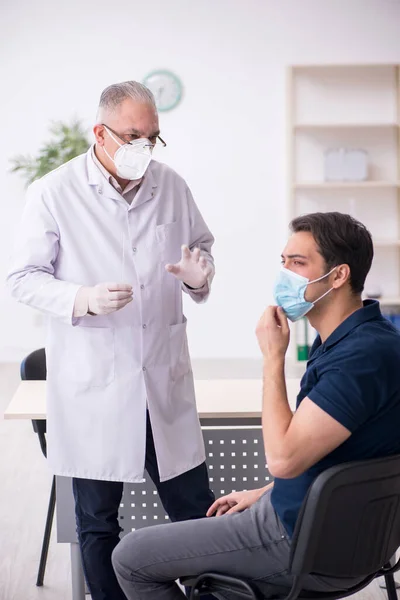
[7,149,215,482]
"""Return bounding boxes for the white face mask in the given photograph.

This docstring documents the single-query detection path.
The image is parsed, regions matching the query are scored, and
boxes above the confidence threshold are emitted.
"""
[103,126,153,180]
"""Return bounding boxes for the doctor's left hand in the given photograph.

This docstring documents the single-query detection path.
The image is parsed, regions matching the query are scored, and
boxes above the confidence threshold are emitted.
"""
[165,245,212,289]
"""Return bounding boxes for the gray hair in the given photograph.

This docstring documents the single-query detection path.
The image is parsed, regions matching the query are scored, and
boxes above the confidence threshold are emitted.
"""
[97,81,156,120]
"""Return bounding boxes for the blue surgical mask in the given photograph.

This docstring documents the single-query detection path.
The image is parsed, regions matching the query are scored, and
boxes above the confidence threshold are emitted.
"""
[274,267,337,322]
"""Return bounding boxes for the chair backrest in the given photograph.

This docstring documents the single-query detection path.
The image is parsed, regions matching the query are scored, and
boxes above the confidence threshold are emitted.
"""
[20,348,46,381]
[21,348,47,442]
[289,454,400,579]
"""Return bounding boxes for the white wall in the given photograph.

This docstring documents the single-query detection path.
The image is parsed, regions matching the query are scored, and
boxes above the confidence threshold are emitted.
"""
[1,0,400,362]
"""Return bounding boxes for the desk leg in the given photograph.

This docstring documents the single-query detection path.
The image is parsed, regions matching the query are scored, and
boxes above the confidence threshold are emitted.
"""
[70,543,86,600]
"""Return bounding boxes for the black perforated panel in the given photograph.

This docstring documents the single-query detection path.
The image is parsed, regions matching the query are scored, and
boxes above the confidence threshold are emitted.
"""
[118,426,271,535]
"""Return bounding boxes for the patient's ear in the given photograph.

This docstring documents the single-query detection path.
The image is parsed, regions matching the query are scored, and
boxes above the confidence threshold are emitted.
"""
[332,264,350,289]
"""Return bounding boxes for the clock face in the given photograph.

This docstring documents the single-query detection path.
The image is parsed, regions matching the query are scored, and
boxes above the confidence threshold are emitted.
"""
[143,70,182,112]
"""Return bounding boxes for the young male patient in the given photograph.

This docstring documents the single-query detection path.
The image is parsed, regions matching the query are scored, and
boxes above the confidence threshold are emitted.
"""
[112,212,400,599]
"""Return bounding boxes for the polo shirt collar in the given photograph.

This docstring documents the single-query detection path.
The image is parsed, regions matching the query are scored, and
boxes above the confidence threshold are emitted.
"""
[310,299,382,356]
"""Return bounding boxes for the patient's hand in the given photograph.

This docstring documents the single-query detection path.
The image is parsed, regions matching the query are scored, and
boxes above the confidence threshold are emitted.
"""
[206,488,266,517]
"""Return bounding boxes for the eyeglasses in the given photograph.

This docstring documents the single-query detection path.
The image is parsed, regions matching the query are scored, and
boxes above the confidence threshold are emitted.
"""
[102,124,167,148]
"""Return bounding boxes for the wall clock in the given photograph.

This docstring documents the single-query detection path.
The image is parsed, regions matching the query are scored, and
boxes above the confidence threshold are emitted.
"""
[143,70,183,112]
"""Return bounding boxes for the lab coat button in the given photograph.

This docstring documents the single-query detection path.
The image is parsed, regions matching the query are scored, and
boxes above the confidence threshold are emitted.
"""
[140,285,145,290]
[133,247,137,253]
[98,187,103,195]
[143,324,147,329]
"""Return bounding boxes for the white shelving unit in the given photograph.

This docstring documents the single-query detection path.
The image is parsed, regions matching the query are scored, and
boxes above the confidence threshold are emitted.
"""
[288,64,400,357]
[288,64,400,306]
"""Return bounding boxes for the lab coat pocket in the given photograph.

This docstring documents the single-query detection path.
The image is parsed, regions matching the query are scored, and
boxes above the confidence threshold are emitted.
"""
[169,319,191,382]
[60,326,115,388]
[156,221,182,264]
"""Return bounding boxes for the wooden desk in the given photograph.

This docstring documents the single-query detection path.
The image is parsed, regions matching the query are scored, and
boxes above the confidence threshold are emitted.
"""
[4,378,301,421]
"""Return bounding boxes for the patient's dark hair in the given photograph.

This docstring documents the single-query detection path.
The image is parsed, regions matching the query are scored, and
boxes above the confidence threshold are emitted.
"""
[290,212,373,295]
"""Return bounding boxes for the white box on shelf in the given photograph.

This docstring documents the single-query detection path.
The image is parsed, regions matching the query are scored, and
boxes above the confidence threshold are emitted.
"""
[324,148,346,181]
[344,149,368,181]
[324,148,369,182]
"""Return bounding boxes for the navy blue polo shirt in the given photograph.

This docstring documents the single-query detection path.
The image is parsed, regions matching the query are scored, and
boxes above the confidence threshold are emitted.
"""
[271,300,400,537]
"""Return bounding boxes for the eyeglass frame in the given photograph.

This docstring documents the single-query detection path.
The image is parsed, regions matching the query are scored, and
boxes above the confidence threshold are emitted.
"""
[101,124,167,148]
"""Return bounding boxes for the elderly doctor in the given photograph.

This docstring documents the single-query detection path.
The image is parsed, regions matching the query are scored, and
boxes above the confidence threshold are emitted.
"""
[7,81,216,600]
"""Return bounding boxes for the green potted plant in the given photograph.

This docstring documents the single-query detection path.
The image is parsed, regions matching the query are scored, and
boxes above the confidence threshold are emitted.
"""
[11,119,90,185]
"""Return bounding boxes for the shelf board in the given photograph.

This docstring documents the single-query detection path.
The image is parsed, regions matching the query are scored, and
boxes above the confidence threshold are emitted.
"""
[294,123,399,131]
[374,240,400,248]
[292,63,399,70]
[294,181,400,190]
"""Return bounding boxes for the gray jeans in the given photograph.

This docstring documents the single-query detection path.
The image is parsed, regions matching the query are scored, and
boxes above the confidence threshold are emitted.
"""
[112,490,356,599]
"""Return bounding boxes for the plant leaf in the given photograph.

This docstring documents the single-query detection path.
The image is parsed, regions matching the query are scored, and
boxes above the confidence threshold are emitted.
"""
[10,119,91,186]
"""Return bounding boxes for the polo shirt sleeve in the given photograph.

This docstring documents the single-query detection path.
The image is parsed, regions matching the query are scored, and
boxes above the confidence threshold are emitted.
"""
[307,362,379,432]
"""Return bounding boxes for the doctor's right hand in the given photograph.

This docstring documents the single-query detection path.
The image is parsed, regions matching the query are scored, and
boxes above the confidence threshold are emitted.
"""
[74,283,133,317]
[87,283,133,315]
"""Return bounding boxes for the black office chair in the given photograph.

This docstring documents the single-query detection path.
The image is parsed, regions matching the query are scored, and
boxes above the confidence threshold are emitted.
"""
[20,348,54,588]
[182,454,400,600]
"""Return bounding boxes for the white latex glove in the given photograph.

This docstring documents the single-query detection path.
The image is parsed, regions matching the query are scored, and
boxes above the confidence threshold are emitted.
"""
[75,283,133,316]
[165,245,212,289]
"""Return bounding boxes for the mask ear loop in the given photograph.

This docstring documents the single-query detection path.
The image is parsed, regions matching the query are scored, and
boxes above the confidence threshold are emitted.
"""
[103,125,123,147]
[102,126,123,163]
[313,286,334,304]
[309,266,337,285]
[309,267,338,304]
